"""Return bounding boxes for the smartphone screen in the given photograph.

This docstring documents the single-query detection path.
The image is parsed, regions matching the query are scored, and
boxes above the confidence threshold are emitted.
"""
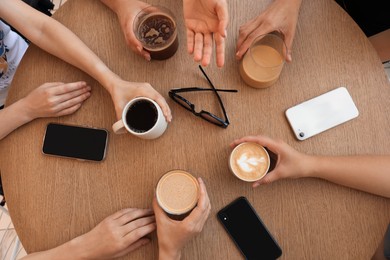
[42,123,108,162]
[218,197,282,260]
[285,87,359,140]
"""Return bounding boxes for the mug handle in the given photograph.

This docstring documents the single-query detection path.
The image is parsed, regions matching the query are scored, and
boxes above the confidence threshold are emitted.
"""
[112,120,127,134]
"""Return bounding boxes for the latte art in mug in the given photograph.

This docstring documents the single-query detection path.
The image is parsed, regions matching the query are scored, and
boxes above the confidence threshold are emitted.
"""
[236,152,267,173]
[229,142,270,182]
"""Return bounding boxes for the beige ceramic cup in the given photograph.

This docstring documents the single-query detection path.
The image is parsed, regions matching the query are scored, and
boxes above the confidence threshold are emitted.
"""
[156,169,199,220]
[239,32,287,88]
[229,142,270,182]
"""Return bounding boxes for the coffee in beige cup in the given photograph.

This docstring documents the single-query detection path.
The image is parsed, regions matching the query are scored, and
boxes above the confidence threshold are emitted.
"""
[239,32,287,88]
[156,170,199,220]
[229,142,270,182]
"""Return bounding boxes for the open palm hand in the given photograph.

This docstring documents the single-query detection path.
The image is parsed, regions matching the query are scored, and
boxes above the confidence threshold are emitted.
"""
[183,0,228,67]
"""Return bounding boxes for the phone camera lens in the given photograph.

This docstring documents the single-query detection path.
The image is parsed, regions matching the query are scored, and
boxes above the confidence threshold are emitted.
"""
[221,214,229,221]
[299,132,305,138]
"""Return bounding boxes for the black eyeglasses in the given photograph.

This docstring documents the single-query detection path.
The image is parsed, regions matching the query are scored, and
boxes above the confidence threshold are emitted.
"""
[169,65,238,128]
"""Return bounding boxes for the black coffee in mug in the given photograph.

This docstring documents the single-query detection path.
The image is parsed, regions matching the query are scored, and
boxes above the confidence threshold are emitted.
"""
[126,100,158,133]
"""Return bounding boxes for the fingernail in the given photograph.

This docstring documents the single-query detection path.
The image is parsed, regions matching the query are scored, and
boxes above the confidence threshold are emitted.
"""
[137,46,143,53]
[253,182,260,188]
[235,51,240,58]
[144,55,151,61]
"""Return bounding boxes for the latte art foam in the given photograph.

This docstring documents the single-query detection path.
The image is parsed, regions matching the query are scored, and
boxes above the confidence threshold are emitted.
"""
[236,153,267,173]
[229,142,270,182]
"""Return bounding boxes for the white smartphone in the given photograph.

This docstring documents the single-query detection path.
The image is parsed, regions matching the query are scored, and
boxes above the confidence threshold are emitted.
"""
[285,87,359,141]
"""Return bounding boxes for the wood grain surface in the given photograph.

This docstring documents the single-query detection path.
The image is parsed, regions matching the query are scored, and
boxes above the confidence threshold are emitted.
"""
[0,0,389,259]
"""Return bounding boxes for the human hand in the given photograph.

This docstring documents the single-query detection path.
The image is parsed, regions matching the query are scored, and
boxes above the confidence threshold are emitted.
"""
[109,78,172,122]
[153,177,211,260]
[183,0,228,67]
[230,135,311,188]
[236,0,302,62]
[73,208,156,259]
[105,0,152,61]
[20,81,91,120]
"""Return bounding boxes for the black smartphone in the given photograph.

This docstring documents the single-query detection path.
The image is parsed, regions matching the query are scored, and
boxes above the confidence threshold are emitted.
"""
[42,123,108,162]
[217,197,282,260]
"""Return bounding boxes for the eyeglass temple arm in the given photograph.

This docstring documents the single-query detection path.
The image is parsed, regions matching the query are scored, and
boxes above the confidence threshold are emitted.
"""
[198,65,216,89]
[170,88,238,93]
[198,65,230,122]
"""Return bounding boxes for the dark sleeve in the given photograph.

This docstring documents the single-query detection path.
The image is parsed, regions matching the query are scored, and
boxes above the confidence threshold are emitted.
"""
[335,0,390,37]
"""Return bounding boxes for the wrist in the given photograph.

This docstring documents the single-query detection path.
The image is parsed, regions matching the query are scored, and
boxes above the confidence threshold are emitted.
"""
[13,98,36,123]
[66,234,93,260]
[93,63,122,95]
[302,154,321,178]
[159,245,182,260]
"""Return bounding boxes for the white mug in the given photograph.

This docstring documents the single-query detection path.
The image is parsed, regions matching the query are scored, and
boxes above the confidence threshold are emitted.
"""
[112,97,167,139]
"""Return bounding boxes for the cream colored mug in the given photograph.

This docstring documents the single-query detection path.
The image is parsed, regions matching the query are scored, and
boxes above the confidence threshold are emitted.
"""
[112,97,167,139]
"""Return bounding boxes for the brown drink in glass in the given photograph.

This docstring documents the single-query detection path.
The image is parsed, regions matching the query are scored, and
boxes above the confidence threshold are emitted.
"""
[239,33,286,88]
[134,6,179,60]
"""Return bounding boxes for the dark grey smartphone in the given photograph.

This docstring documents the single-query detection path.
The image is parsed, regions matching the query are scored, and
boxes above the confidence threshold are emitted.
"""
[217,196,282,260]
[42,123,108,162]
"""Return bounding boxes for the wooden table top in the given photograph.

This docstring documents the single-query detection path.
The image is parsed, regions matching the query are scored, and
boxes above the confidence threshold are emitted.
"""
[1,0,390,259]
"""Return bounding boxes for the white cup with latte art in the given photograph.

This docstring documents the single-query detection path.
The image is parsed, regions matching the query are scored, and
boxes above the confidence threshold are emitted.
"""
[229,142,270,182]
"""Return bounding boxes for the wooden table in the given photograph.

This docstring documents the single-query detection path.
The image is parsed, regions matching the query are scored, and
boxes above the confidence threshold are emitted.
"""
[1,0,390,259]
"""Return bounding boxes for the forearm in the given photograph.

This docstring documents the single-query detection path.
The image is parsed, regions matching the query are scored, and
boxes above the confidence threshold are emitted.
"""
[0,101,33,140]
[306,155,390,198]
[0,0,119,95]
[276,0,302,8]
[100,0,128,14]
[21,238,87,260]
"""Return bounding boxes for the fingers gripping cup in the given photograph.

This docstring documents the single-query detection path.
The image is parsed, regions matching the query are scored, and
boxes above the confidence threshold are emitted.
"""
[229,142,270,182]
[156,170,199,220]
[112,97,167,139]
[134,5,179,60]
[239,32,287,88]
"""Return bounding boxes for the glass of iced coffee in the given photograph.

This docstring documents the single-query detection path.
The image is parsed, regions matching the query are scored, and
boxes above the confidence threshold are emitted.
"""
[239,32,287,88]
[134,5,179,60]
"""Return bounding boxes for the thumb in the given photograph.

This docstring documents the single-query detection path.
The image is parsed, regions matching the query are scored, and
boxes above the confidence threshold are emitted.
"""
[152,195,164,215]
[253,170,280,187]
[126,29,151,61]
[216,2,228,37]
[152,194,172,223]
[283,31,295,63]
